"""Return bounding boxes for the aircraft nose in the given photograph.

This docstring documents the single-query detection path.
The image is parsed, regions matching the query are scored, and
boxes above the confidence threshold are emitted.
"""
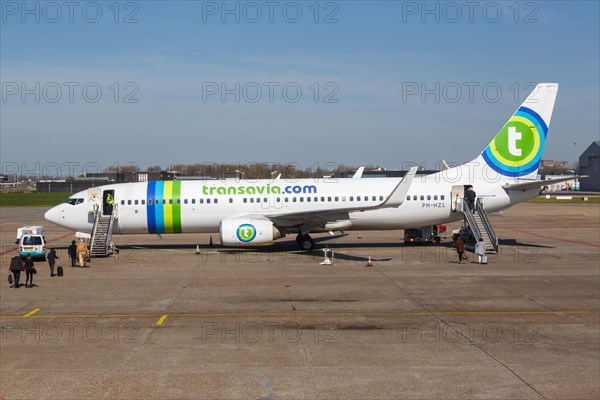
[44,206,61,224]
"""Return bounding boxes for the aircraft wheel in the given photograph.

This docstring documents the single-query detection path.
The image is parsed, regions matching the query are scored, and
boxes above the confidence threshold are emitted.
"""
[299,235,315,251]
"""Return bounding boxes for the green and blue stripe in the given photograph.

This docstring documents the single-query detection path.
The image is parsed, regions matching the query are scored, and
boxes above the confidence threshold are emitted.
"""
[146,181,183,234]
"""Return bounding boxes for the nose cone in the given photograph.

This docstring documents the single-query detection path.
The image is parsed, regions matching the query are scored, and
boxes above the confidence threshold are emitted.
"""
[44,206,61,225]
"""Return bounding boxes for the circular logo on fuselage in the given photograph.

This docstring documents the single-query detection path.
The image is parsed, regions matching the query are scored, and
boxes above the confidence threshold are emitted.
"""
[236,224,256,242]
[482,106,547,177]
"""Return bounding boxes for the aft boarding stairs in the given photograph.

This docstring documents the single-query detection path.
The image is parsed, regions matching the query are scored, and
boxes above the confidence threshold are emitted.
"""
[461,199,499,254]
[90,209,115,257]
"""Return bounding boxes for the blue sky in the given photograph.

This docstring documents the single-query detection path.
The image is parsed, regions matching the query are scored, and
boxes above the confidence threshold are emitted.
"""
[1,1,598,174]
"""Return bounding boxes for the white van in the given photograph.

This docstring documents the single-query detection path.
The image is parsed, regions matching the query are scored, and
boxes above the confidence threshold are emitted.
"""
[16,226,45,244]
[19,234,46,260]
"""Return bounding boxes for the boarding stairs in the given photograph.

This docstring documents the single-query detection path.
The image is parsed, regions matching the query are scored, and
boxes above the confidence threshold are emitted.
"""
[90,209,114,257]
[461,199,498,254]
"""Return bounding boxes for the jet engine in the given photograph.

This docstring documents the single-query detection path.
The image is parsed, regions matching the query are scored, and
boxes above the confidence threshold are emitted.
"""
[220,218,284,246]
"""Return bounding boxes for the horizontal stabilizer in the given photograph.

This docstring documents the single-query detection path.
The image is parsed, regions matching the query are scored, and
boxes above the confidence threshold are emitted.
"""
[503,176,584,191]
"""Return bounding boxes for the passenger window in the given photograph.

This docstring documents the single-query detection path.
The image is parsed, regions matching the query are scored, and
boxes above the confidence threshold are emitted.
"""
[200,199,204,204]
[300,197,304,202]
[192,199,196,204]
[321,197,325,202]
[177,199,180,204]
[327,197,332,202]
[229,198,233,203]
[379,196,384,201]
[420,195,424,201]
[263,197,267,203]
[307,197,311,202]
[134,200,139,205]
[427,195,431,200]
[441,195,445,200]
[434,195,438,200]
[162,199,166,204]
[250,198,254,203]
[293,197,297,202]
[243,198,247,203]
[314,197,318,202]
[357,196,361,201]
[285,198,289,203]
[413,195,417,201]
[372,196,376,201]
[184,199,188,204]
[214,199,218,204]
[256,198,261,203]
[148,199,153,205]
[121,200,125,205]
[350,196,354,201]
[207,199,211,204]
[142,200,145,205]
[276,197,281,202]
[169,199,173,204]
[335,196,339,201]
[406,196,410,201]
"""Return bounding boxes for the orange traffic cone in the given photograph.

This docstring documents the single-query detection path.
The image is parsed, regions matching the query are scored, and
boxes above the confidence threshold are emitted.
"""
[366,256,373,267]
[357,232,362,239]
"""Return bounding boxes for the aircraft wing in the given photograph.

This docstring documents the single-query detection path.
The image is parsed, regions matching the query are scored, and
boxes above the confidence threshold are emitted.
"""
[263,167,418,226]
[503,175,584,191]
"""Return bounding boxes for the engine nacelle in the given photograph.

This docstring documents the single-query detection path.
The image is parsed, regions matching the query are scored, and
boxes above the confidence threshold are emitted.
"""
[220,218,283,246]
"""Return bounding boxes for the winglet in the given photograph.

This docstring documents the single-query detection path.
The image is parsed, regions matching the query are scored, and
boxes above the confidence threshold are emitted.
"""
[380,166,418,207]
[352,167,365,179]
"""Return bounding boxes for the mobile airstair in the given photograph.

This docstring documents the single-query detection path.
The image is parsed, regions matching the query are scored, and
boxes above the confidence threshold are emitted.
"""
[460,199,498,254]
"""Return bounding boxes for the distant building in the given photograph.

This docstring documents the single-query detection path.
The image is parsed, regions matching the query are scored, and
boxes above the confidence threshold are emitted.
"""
[540,160,570,169]
[579,141,600,192]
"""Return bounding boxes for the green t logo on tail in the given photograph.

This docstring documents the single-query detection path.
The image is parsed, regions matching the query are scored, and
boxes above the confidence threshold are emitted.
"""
[482,106,548,177]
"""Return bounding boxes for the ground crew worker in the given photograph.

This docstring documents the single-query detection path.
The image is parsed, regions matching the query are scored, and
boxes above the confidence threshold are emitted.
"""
[105,193,115,215]
[76,238,89,268]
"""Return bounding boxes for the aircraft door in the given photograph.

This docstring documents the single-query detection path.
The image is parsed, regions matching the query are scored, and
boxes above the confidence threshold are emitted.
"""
[451,185,463,212]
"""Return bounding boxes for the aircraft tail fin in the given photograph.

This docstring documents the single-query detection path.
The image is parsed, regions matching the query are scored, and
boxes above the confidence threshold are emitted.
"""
[477,83,559,178]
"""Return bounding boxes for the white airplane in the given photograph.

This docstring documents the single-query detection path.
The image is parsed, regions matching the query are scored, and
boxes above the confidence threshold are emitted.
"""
[45,83,577,250]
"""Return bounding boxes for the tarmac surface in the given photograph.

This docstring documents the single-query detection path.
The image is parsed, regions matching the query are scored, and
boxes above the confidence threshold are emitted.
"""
[0,202,599,399]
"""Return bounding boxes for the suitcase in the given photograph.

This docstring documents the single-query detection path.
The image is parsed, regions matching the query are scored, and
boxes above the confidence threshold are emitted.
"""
[481,255,488,264]
[57,266,64,277]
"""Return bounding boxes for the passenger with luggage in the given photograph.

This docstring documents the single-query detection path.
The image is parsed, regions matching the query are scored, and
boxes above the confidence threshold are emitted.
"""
[47,248,59,277]
[474,238,487,264]
[76,239,89,268]
[8,253,24,288]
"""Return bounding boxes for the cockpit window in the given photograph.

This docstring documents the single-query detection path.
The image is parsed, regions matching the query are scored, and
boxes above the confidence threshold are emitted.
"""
[65,198,84,205]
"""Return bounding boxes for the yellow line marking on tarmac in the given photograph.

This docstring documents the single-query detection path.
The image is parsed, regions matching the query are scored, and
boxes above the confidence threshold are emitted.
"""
[156,315,168,325]
[23,308,40,318]
[0,309,596,320]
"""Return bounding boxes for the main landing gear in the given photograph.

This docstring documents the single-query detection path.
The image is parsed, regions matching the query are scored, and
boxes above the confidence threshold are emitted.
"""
[296,233,315,251]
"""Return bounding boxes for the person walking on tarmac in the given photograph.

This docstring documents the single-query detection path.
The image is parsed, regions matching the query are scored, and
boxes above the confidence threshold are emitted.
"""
[68,240,77,267]
[453,234,466,264]
[8,253,24,288]
[24,254,36,288]
[76,238,89,268]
